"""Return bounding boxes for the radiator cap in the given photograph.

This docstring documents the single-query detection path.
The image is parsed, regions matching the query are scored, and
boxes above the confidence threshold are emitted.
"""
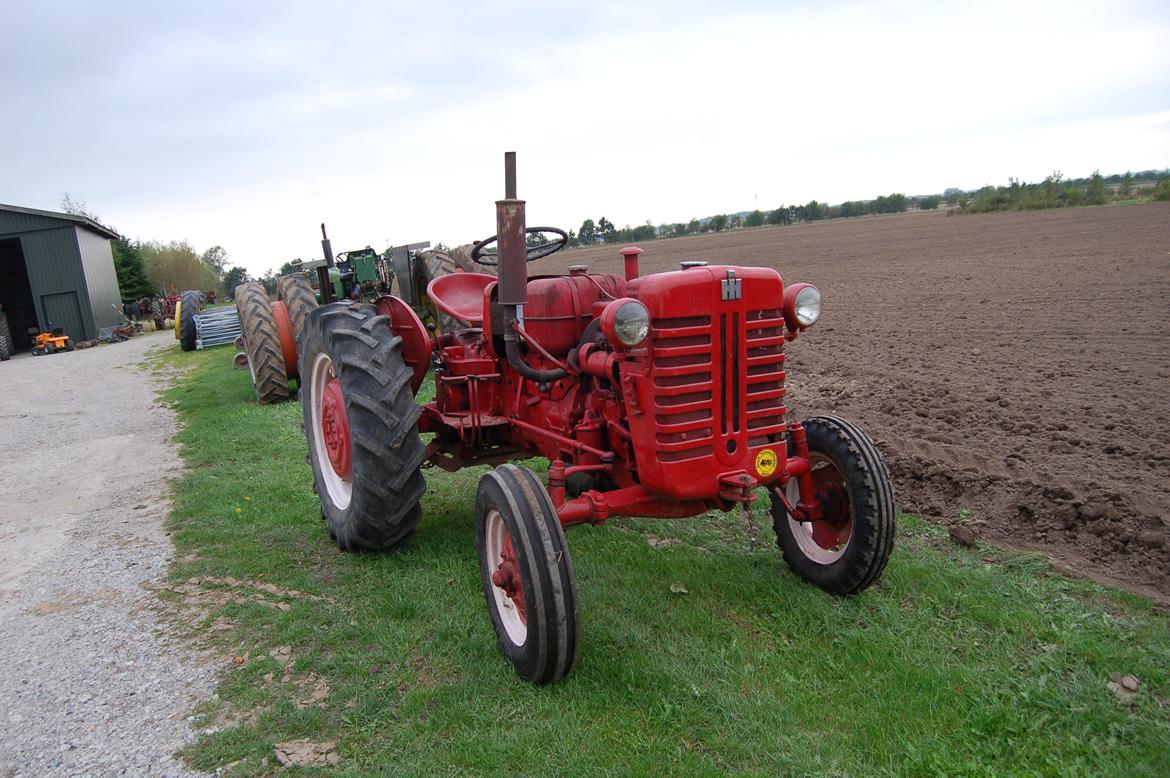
[568,264,589,276]
[680,260,708,269]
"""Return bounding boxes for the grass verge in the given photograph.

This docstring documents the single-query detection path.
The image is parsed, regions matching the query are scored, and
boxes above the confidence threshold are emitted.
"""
[157,346,1170,776]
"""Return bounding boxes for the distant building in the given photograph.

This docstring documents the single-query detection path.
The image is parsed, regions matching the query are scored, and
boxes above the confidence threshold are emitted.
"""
[0,204,121,350]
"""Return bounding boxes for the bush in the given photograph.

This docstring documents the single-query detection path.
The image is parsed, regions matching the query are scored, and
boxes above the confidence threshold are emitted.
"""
[1154,178,1170,202]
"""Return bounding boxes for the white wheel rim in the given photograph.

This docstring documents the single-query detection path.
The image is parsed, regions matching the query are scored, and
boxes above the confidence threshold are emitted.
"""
[784,457,851,565]
[309,352,352,510]
[484,509,527,647]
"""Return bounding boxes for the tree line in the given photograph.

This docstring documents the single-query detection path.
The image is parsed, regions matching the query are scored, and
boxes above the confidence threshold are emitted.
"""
[954,170,1170,213]
[558,191,923,249]
[545,167,1169,250]
[62,194,247,302]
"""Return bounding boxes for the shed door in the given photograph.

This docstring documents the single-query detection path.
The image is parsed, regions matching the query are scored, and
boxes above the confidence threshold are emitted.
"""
[41,291,85,340]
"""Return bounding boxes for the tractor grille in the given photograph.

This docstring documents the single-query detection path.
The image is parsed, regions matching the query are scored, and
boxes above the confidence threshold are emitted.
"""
[651,315,714,462]
[650,308,786,464]
[742,308,788,448]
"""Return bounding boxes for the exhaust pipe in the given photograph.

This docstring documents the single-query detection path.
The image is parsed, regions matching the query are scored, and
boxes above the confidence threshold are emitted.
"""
[496,152,568,384]
[495,151,528,307]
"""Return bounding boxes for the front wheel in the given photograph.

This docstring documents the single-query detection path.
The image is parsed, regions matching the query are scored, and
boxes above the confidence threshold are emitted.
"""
[476,464,580,684]
[771,416,895,595]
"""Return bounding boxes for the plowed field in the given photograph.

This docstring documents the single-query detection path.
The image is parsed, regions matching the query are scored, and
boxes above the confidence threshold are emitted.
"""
[549,203,1170,599]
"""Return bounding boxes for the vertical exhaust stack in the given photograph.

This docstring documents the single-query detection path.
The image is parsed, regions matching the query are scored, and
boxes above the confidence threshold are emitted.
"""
[319,223,335,303]
[496,151,568,384]
[495,151,528,307]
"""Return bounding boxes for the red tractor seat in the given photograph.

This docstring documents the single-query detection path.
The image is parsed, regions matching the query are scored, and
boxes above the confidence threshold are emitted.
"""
[427,273,495,326]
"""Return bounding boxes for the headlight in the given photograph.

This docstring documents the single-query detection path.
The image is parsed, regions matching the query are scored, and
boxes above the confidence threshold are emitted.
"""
[783,283,822,330]
[794,286,821,326]
[600,298,650,348]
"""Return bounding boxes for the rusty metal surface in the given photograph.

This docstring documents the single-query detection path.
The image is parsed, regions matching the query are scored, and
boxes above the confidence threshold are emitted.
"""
[495,198,527,305]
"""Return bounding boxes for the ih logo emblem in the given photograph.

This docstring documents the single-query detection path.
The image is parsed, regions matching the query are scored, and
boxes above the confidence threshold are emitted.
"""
[721,269,742,301]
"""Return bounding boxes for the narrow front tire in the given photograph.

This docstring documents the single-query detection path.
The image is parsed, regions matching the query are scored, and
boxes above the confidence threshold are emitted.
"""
[476,464,580,684]
[771,416,895,595]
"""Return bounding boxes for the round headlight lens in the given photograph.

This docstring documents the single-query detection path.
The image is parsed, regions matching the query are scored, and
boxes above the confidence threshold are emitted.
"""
[613,301,650,346]
[794,286,822,327]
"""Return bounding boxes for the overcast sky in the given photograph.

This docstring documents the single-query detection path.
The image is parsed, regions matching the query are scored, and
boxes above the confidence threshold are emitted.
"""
[2,0,1167,275]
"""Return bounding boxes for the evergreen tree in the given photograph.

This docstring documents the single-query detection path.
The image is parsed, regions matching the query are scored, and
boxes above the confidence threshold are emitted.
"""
[112,238,155,299]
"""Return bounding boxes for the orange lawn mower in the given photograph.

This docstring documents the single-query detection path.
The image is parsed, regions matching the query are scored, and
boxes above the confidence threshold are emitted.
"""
[29,323,74,355]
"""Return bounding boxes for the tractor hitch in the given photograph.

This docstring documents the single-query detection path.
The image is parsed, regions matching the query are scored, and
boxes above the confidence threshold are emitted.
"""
[718,472,759,504]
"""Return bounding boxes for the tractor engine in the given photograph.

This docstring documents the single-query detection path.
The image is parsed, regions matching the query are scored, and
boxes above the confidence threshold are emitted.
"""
[426,261,797,515]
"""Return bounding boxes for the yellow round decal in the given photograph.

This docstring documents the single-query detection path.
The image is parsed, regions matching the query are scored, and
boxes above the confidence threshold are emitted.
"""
[755,448,778,478]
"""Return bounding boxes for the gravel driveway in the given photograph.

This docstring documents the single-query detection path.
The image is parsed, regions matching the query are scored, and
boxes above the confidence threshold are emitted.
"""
[0,333,215,776]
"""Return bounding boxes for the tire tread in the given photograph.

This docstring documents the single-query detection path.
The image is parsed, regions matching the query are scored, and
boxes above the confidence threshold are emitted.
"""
[234,282,289,404]
[773,415,895,595]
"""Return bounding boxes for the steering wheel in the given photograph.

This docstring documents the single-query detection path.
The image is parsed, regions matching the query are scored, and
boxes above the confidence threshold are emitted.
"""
[471,227,569,266]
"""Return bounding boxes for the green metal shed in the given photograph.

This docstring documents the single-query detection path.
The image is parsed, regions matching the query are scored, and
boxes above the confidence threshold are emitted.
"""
[0,204,122,350]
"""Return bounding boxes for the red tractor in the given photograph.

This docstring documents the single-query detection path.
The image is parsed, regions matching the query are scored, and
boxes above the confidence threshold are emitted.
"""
[298,153,895,684]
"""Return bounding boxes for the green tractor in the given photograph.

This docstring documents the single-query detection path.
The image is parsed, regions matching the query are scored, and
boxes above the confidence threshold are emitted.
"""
[233,226,459,404]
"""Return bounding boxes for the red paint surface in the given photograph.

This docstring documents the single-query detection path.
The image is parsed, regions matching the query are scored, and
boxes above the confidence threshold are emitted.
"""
[320,376,352,479]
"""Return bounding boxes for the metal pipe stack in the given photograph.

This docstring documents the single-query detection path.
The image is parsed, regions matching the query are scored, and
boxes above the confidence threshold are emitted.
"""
[194,306,243,349]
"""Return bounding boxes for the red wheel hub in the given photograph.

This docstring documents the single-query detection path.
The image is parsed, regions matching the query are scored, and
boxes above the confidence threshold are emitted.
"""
[320,375,352,478]
[491,531,527,624]
[809,460,853,550]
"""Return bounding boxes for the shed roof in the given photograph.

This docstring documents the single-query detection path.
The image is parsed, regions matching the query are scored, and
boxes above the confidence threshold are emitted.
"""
[0,203,121,240]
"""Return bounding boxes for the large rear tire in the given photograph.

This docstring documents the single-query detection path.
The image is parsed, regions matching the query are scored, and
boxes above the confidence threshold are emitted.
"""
[179,290,199,351]
[412,250,460,334]
[449,243,496,276]
[234,282,289,404]
[277,273,318,344]
[299,303,426,550]
[771,416,895,595]
[476,464,580,684]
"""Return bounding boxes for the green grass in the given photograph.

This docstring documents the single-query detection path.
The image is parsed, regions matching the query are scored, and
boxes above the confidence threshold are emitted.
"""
[155,346,1170,776]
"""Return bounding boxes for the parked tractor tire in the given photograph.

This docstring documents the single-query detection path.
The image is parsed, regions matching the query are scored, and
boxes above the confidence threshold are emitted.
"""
[476,463,580,684]
[300,302,426,551]
[770,416,895,595]
[235,281,290,405]
[276,273,318,344]
[413,250,461,333]
[0,308,11,361]
[179,290,199,351]
[64,338,75,352]
[449,243,496,276]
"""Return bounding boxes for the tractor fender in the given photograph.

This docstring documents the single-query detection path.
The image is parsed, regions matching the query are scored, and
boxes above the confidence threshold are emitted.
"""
[374,295,431,394]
